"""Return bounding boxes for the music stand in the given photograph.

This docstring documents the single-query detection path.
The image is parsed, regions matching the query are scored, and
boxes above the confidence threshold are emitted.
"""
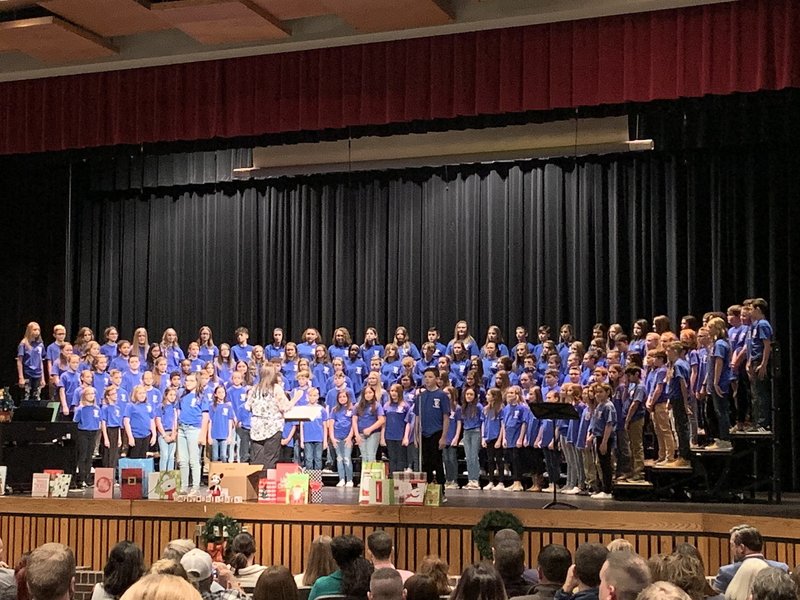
[530,403,580,510]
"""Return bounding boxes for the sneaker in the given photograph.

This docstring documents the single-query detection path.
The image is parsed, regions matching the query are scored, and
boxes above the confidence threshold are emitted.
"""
[336,479,346,487]
[441,496,448,504]
[562,486,580,495]
[188,487,200,497]
[494,483,506,491]
[345,481,354,488]
[715,440,733,450]
[511,482,524,492]
[627,475,645,482]
[483,482,495,491]
[445,482,459,490]
[465,481,480,490]
[527,484,542,493]
[655,458,669,466]
[705,441,720,450]
[541,485,554,493]
[591,491,613,499]
[667,458,691,468]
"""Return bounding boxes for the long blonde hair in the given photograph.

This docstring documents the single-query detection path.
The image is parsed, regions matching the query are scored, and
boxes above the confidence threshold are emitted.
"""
[120,574,200,600]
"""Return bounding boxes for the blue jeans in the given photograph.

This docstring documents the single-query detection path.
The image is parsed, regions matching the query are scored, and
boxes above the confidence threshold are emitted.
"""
[237,426,251,462]
[443,446,459,483]
[178,424,202,490]
[359,430,380,463]
[304,442,323,469]
[158,435,176,471]
[462,428,481,481]
[211,439,229,462]
[335,439,353,482]
[711,389,732,441]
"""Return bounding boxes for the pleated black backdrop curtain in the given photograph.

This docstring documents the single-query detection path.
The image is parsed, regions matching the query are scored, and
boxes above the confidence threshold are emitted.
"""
[70,99,800,487]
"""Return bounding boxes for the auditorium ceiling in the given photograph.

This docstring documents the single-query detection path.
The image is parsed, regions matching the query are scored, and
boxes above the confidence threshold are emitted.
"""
[0,0,735,82]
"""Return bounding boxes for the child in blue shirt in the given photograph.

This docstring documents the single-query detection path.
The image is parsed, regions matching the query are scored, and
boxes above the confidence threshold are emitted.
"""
[177,373,209,494]
[124,385,156,459]
[17,322,45,401]
[328,327,351,361]
[393,327,421,360]
[155,387,179,471]
[296,328,322,361]
[100,386,123,471]
[382,384,410,475]
[265,328,286,362]
[215,344,236,386]
[381,344,402,386]
[460,387,484,489]
[501,386,529,492]
[209,385,235,463]
[122,355,144,394]
[560,384,586,494]
[110,340,131,374]
[360,327,384,362]
[345,345,368,397]
[100,326,119,361]
[300,388,328,470]
[425,328,447,358]
[231,327,254,364]
[354,386,385,464]
[665,342,691,466]
[59,354,82,417]
[481,388,505,490]
[328,389,355,486]
[74,387,101,488]
[45,324,68,386]
[624,366,647,481]
[442,387,462,490]
[197,326,218,363]
[747,298,773,430]
[589,382,617,498]
[482,325,510,357]
[414,368,450,498]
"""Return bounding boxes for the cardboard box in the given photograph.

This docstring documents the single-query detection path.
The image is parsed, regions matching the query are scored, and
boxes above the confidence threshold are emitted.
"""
[93,468,115,499]
[208,462,263,501]
[393,478,427,505]
[121,468,144,499]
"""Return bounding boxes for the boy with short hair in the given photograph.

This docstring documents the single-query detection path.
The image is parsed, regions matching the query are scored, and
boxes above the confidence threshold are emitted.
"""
[747,298,773,431]
[414,368,450,500]
[664,342,691,467]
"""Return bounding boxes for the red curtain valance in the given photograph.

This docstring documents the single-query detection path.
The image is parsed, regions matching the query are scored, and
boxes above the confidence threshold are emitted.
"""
[1,0,798,155]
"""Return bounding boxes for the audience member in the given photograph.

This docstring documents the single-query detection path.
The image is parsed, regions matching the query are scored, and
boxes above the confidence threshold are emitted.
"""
[0,569,16,600]
[712,527,788,594]
[451,563,507,600]
[555,544,609,600]
[227,533,267,588]
[308,535,373,600]
[671,544,719,600]
[598,551,651,600]
[418,556,452,596]
[92,541,146,600]
[296,536,337,588]
[149,560,188,580]
[494,529,539,586]
[13,554,29,600]
[607,541,634,554]
[181,548,247,600]
[661,554,708,600]
[369,568,405,600]
[725,557,768,600]
[636,583,691,600]
[749,568,797,600]
[119,574,201,600]
[367,532,414,583]
[252,566,298,600]
[494,543,532,598]
[0,538,10,569]
[404,575,440,600]
[163,540,197,562]
[25,544,75,600]
[511,545,572,600]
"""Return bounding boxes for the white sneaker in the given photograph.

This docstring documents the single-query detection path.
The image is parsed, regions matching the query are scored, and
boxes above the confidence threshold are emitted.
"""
[465,481,480,490]
[591,491,613,499]
[336,479,346,487]
[561,487,577,495]
[542,485,554,493]
[345,481,354,487]
[494,483,506,491]
[483,482,494,491]
[445,482,459,490]
[716,440,733,450]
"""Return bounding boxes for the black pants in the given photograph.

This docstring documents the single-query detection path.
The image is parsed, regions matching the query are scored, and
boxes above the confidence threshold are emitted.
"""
[736,369,751,424]
[505,447,523,480]
[102,427,121,469]
[128,436,150,459]
[386,439,405,475]
[485,439,504,482]
[76,429,97,486]
[237,426,251,462]
[421,432,445,488]
[251,431,283,470]
[597,441,615,493]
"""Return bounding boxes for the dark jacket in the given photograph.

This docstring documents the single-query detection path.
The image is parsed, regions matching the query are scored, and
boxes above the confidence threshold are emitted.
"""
[554,586,599,600]
[510,582,562,600]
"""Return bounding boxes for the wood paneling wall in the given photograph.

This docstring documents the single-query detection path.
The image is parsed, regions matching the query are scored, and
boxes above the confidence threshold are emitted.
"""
[1,499,798,573]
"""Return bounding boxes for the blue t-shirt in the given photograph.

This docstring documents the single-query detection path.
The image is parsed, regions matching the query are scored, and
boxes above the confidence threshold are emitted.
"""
[74,404,102,431]
[381,361,403,386]
[502,403,529,446]
[482,406,504,441]
[231,344,254,364]
[626,383,646,422]
[264,344,285,361]
[345,359,368,396]
[122,370,143,394]
[302,404,328,443]
[747,319,773,362]
[235,401,252,429]
[651,366,668,404]
[17,341,44,378]
[210,402,235,440]
[155,402,177,431]
[461,402,484,431]
[566,403,586,444]
[397,343,421,361]
[325,386,354,410]
[576,404,592,450]
[100,342,118,360]
[591,401,617,438]
[328,407,355,439]
[282,421,296,447]
[356,402,385,432]
[227,385,248,412]
[312,363,333,395]
[124,402,154,438]
[445,405,463,444]
[100,403,123,428]
[110,355,130,374]
[537,419,555,448]
[383,401,410,441]
[413,389,450,437]
[144,387,162,411]
[446,340,480,357]
[708,339,733,393]
[92,372,111,401]
[328,345,349,361]
[666,359,690,401]
[59,370,80,403]
[198,345,219,363]
[296,342,317,361]
[163,346,186,371]
[449,359,470,387]
[178,391,209,427]
[46,342,63,367]
[360,344,384,362]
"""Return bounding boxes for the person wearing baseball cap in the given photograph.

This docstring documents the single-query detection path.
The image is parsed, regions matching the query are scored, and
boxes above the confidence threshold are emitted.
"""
[180,549,246,600]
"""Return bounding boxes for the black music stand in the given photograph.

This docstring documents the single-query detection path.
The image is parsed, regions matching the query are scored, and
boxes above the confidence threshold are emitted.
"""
[531,403,580,510]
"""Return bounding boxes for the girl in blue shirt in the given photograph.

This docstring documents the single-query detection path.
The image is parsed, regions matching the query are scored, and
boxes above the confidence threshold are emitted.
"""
[328,390,355,486]
[449,342,471,388]
[215,343,236,386]
[704,318,733,449]
[282,343,300,389]
[264,328,286,361]
[381,344,402,387]
[500,386,529,491]
[360,327,384,362]
[160,328,185,372]
[100,386,123,471]
[353,385,385,465]
[100,326,119,361]
[312,345,333,396]
[124,385,156,459]
[73,326,94,359]
[155,387,178,471]
[393,327,420,361]
[146,343,163,371]
[382,383,410,475]
[345,345,368,397]
[209,385,235,463]
[443,386,462,489]
[300,388,328,470]
[177,373,209,494]
[17,322,46,401]
[481,388,506,490]
[197,326,219,363]
[447,321,479,358]
[59,354,81,417]
[74,387,101,488]
[297,328,322,362]
[328,327,352,361]
[629,319,649,358]
[130,328,149,367]
[482,325,510,357]
[460,386,484,489]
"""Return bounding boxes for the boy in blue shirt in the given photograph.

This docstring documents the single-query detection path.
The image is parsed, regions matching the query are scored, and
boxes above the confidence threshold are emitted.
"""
[414,368,450,500]
[231,327,254,364]
[426,327,447,358]
[300,388,328,470]
[746,298,773,431]
[623,366,647,481]
[588,382,616,499]
[665,342,691,467]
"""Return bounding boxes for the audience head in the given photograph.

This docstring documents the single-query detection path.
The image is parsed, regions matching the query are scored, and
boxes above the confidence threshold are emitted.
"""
[102,541,146,599]
[404,575,439,600]
[13,553,30,600]
[330,537,372,599]
[162,539,196,562]
[332,535,365,568]
[636,582,690,600]
[537,545,572,585]
[749,568,797,600]
[607,540,634,553]
[148,560,188,580]
[418,556,451,595]
[301,535,337,587]
[730,526,763,559]
[492,530,522,553]
[493,543,525,581]
[599,551,652,600]
[25,544,75,600]
[229,533,257,576]
[368,531,395,563]
[119,574,201,600]
[180,549,214,591]
[575,544,609,588]
[661,554,704,600]
[450,563,507,600]
[646,555,669,584]
[369,568,405,600]
[253,566,297,600]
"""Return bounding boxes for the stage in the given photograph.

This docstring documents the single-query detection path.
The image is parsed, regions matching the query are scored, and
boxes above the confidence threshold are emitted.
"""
[1,487,799,575]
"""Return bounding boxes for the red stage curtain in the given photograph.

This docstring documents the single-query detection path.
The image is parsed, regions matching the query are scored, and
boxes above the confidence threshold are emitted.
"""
[1,0,798,155]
